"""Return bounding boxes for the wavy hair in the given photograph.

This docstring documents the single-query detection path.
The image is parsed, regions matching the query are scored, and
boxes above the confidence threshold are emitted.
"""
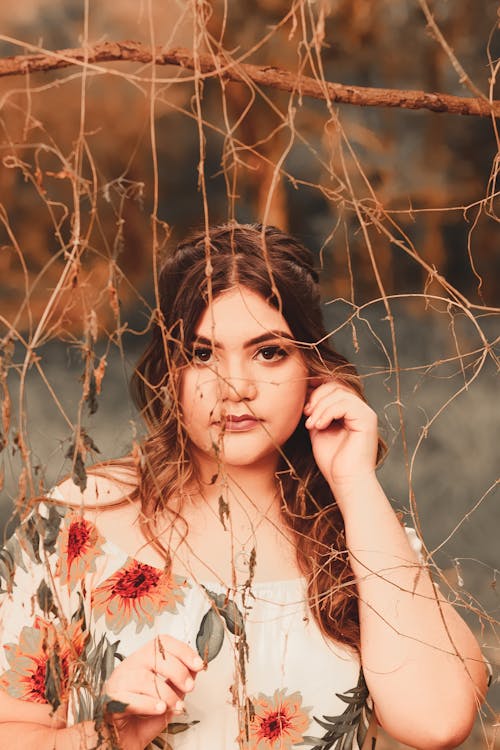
[130,223,385,651]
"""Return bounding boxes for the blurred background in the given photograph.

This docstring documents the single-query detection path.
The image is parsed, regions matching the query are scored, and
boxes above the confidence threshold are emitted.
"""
[0,1,498,747]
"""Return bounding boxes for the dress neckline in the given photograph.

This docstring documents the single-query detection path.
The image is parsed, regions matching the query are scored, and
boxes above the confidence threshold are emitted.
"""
[43,491,306,591]
[102,535,306,592]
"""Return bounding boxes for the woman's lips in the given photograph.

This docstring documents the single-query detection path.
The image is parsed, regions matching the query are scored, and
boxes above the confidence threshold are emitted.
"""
[219,415,261,432]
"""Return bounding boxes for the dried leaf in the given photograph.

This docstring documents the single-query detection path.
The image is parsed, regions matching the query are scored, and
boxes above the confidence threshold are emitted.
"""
[81,430,100,454]
[1,385,10,436]
[103,696,129,714]
[108,282,120,317]
[167,721,199,735]
[85,370,99,415]
[218,495,230,530]
[17,466,27,507]
[94,355,107,395]
[87,309,98,342]
[72,452,87,492]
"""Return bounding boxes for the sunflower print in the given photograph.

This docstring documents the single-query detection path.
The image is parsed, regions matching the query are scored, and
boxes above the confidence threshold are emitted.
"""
[91,557,189,634]
[55,512,105,590]
[241,688,310,749]
[0,616,86,706]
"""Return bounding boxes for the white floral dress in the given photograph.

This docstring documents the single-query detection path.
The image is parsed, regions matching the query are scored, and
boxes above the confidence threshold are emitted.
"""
[0,494,422,750]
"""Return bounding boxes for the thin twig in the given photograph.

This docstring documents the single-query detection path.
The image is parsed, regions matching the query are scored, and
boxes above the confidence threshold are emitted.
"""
[418,0,488,102]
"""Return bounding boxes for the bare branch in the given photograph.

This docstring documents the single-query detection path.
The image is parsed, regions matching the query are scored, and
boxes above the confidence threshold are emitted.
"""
[0,40,497,118]
[418,0,487,102]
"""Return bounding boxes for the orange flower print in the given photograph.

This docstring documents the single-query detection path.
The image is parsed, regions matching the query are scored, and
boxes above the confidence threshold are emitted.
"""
[0,616,86,705]
[243,689,310,750]
[56,512,105,590]
[91,558,188,634]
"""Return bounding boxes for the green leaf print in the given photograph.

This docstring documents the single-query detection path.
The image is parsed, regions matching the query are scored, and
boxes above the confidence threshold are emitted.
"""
[196,608,225,662]
[18,515,41,564]
[203,588,245,635]
[167,721,200,734]
[103,697,129,714]
[302,670,373,750]
[72,631,123,724]
[44,639,64,711]
[42,503,66,554]
[0,544,17,593]
[36,579,59,618]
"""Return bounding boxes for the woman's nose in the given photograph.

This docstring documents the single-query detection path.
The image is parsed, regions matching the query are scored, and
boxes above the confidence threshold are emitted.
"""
[220,364,257,402]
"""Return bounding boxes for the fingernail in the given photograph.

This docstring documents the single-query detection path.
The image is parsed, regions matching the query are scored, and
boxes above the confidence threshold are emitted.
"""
[192,656,204,670]
[185,677,194,691]
[175,700,185,713]
[305,417,313,428]
[155,700,166,713]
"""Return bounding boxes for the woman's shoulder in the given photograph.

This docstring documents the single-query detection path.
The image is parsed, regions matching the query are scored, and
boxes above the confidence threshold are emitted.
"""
[37,464,143,555]
[49,462,139,516]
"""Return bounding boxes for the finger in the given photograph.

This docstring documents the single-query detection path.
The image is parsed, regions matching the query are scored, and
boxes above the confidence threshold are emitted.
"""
[304,381,351,413]
[126,635,203,676]
[108,671,186,714]
[308,398,376,431]
[144,670,187,708]
[151,635,204,673]
[305,387,350,414]
[306,398,360,430]
[305,389,354,424]
[107,690,184,717]
[306,403,347,430]
[152,652,197,694]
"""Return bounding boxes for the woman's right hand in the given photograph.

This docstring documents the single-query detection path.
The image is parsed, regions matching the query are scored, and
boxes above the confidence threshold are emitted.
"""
[103,635,204,750]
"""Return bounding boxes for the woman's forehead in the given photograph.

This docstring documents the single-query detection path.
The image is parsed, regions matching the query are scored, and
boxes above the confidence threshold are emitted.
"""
[194,287,292,340]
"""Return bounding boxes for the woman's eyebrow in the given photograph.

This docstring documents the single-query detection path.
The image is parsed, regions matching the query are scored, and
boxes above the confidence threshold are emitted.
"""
[192,330,294,349]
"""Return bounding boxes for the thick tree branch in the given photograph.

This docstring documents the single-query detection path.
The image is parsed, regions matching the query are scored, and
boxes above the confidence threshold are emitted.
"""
[0,40,497,118]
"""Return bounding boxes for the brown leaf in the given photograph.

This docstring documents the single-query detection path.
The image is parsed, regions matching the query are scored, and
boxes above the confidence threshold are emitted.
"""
[108,282,120,317]
[87,309,98,342]
[94,355,107,395]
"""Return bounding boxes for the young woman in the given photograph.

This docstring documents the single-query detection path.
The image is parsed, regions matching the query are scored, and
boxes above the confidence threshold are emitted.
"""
[0,224,488,750]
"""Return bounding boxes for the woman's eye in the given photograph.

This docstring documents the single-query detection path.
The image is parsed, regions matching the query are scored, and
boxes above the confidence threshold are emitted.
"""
[256,346,288,362]
[192,347,213,364]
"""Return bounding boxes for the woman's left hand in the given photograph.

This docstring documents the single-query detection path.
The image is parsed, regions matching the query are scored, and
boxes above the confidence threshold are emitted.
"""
[304,382,379,494]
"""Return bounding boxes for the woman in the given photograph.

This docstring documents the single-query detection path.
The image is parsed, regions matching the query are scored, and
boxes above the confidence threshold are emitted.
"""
[0,223,488,749]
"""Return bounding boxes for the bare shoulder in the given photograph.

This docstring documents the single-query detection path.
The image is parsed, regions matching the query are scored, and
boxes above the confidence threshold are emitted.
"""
[51,463,139,517]
[48,463,148,560]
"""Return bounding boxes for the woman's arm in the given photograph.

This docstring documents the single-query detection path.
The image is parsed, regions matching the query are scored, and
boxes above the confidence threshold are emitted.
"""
[0,721,102,750]
[337,475,487,749]
[0,692,108,749]
[304,383,489,749]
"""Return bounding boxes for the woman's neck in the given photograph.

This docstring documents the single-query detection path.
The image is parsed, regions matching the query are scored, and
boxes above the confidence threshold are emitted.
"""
[190,469,281,521]
[186,448,282,518]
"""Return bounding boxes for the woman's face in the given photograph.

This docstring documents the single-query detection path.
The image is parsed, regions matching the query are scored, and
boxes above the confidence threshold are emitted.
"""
[178,286,309,474]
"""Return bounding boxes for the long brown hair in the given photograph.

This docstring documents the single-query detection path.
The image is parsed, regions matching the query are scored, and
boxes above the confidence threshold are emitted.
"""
[130,223,385,651]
